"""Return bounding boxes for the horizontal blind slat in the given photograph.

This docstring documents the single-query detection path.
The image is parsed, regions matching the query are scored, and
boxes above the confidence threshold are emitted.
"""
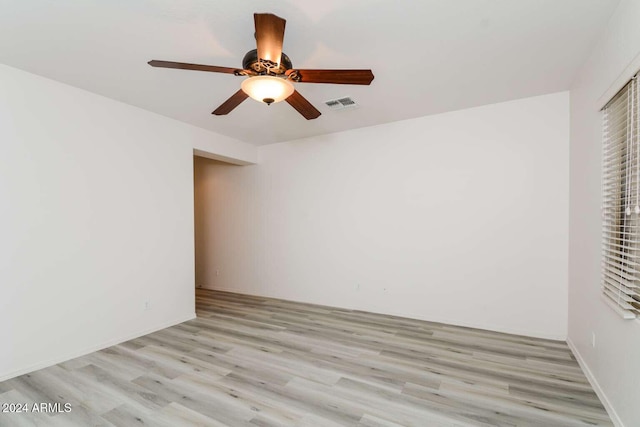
[601,77,638,319]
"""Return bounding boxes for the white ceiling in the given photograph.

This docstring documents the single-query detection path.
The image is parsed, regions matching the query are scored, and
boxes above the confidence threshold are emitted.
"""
[0,0,619,146]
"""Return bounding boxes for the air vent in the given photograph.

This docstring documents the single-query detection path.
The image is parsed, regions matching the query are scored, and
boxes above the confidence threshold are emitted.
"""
[324,96,358,111]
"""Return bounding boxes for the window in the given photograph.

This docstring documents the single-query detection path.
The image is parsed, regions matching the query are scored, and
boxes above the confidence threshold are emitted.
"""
[602,74,640,319]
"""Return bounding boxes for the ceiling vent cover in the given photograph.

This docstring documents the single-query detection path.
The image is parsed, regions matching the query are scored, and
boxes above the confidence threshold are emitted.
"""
[325,97,358,110]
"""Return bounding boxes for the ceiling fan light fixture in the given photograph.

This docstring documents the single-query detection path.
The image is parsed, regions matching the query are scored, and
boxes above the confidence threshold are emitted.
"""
[241,75,294,105]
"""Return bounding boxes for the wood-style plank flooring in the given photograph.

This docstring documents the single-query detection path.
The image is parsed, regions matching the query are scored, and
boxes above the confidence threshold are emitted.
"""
[0,289,612,426]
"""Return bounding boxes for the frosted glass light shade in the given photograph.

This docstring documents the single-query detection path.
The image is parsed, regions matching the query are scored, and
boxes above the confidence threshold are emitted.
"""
[241,76,294,104]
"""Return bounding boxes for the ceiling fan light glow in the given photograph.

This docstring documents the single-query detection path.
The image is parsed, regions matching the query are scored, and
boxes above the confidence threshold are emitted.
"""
[241,76,294,105]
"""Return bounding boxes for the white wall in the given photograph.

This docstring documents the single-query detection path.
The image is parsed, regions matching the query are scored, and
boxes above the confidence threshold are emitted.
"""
[568,0,640,425]
[0,64,252,381]
[194,92,570,340]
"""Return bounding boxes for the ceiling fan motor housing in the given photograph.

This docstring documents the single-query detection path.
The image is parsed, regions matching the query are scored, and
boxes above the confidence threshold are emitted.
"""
[242,49,292,75]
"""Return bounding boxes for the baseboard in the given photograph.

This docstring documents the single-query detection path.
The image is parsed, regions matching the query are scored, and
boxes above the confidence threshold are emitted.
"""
[200,286,566,341]
[0,312,196,383]
[566,338,625,427]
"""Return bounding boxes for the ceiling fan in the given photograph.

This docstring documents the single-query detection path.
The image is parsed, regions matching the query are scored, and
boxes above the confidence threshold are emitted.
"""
[148,13,374,120]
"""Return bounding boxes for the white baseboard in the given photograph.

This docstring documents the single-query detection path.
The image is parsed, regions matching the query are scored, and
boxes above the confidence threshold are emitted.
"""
[0,312,196,383]
[566,338,624,427]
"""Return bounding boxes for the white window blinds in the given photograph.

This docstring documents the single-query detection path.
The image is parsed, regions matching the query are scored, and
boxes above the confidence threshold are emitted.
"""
[602,75,640,319]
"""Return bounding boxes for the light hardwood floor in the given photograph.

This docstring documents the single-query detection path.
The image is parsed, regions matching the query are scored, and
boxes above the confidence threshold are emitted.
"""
[0,289,612,426]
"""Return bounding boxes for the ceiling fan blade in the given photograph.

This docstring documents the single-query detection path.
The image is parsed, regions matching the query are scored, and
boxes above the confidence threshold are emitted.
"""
[148,60,243,75]
[212,90,249,115]
[286,90,321,120]
[254,13,286,65]
[286,69,374,85]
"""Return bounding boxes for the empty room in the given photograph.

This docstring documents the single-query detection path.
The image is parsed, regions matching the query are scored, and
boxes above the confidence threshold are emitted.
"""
[1,0,639,426]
